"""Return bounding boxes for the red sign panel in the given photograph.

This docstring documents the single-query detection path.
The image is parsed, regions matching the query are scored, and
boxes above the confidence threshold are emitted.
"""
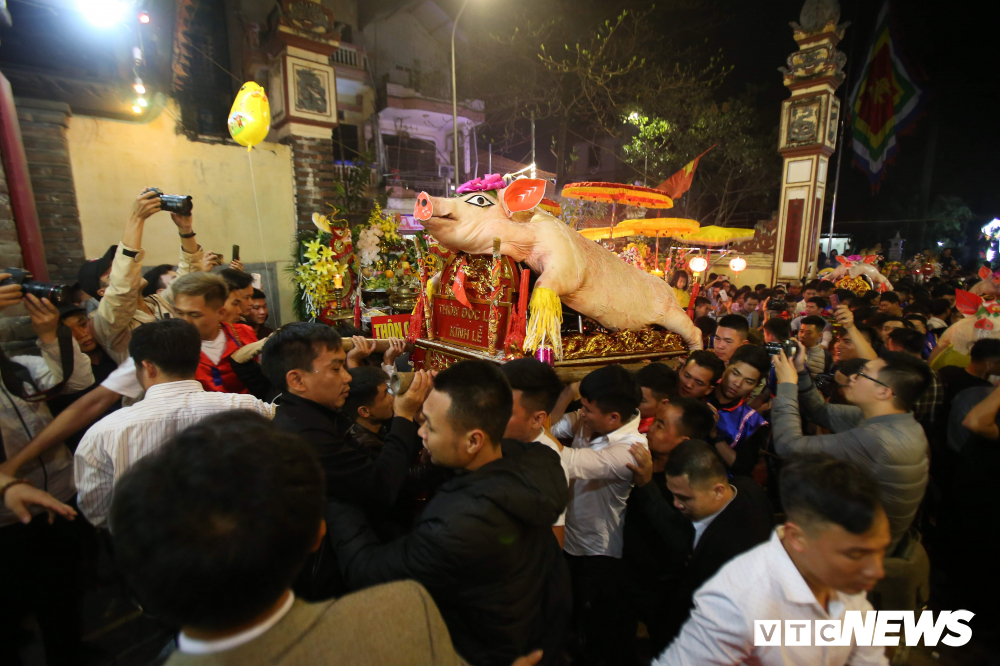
[783,198,804,263]
[433,298,509,351]
[370,314,411,339]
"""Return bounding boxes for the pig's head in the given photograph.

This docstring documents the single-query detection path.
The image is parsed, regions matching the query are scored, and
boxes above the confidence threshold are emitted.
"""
[413,177,547,254]
[947,288,1000,353]
[830,255,892,291]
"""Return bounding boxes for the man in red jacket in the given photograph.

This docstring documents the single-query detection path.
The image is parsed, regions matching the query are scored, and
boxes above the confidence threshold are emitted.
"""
[171,272,257,394]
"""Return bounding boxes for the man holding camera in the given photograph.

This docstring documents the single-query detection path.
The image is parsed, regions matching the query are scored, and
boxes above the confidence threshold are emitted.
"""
[80,189,204,365]
[771,346,930,554]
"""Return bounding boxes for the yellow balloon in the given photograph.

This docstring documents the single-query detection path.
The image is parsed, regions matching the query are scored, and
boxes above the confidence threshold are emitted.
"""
[228,82,271,150]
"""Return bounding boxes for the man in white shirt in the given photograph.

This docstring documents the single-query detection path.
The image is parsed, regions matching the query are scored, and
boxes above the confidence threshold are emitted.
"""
[75,319,274,529]
[549,364,647,665]
[500,358,569,546]
[656,453,891,666]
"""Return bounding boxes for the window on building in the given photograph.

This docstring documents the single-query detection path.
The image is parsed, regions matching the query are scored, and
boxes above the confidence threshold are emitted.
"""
[382,135,436,174]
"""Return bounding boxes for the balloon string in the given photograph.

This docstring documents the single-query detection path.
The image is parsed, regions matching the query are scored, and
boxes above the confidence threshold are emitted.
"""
[247,150,273,303]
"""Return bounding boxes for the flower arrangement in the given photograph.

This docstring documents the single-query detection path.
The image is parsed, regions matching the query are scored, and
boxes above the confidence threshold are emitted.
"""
[617,242,649,270]
[457,173,506,194]
[291,220,356,320]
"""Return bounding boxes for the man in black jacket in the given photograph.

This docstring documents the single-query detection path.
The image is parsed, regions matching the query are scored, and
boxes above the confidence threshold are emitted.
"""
[622,397,715,654]
[326,360,570,666]
[262,324,432,596]
[628,439,773,644]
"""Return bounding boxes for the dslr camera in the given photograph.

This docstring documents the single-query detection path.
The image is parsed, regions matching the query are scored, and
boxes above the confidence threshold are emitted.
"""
[764,338,798,358]
[0,268,71,306]
[144,187,193,216]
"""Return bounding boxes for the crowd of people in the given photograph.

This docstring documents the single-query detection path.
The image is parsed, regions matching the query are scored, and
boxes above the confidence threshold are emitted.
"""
[0,195,995,666]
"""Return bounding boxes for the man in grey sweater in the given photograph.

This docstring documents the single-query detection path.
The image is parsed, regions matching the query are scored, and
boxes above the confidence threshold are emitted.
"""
[771,348,930,554]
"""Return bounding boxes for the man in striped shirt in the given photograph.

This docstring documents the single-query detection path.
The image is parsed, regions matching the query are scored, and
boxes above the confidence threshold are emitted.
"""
[74,319,274,529]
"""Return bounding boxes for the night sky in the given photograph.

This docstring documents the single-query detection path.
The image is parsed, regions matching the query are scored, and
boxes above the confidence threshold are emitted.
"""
[456,0,1000,250]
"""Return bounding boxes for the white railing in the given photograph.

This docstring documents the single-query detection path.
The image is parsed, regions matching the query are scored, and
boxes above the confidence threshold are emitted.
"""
[332,44,367,71]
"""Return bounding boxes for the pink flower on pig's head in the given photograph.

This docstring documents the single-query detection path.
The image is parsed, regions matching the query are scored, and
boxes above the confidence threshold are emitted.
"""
[457,173,506,194]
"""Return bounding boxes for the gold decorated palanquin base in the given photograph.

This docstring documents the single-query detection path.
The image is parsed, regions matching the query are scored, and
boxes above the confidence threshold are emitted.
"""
[417,329,687,381]
[835,276,871,296]
[562,329,685,360]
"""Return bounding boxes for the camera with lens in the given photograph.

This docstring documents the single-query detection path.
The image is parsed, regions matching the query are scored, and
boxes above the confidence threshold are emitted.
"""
[814,372,840,398]
[145,187,193,216]
[764,338,798,358]
[0,268,71,307]
[768,298,788,314]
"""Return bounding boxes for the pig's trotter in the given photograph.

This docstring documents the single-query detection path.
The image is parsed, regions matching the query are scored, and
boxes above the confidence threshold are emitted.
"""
[523,287,564,360]
[658,306,703,351]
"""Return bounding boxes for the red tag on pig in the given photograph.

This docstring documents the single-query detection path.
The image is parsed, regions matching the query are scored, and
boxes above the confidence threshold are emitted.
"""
[955,289,983,316]
[414,192,433,221]
[501,179,546,216]
[452,267,473,310]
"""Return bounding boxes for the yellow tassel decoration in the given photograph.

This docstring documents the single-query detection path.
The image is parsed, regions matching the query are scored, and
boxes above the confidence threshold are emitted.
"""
[523,287,563,360]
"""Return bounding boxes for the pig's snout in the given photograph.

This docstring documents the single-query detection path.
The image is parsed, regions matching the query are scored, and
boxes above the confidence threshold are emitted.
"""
[414,192,433,221]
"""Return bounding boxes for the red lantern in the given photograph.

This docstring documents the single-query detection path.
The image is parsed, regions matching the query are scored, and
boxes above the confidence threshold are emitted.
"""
[729,256,747,273]
[689,256,708,273]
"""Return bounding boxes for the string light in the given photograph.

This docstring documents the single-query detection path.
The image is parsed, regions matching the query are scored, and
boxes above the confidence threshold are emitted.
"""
[133,78,145,94]
[137,98,147,107]
[138,11,150,24]
[132,105,142,114]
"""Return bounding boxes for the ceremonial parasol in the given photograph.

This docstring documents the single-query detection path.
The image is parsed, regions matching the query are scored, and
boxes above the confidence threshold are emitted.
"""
[578,226,635,241]
[538,197,562,217]
[616,218,700,276]
[561,182,675,209]
[562,181,675,242]
[672,225,755,247]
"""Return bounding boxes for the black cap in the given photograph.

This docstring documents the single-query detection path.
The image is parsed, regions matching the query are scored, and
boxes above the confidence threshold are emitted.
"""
[58,302,87,320]
[77,245,117,300]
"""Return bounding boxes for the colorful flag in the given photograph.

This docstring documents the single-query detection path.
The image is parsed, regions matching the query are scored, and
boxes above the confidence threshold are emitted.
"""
[655,144,716,199]
[849,1,923,190]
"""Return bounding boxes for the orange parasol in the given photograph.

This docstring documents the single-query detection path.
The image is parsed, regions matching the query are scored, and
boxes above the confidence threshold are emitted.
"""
[561,181,674,209]
[616,218,700,277]
[578,227,634,241]
[538,197,562,217]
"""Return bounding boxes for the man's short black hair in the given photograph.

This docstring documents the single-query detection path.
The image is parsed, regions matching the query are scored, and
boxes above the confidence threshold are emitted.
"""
[804,279,821,290]
[879,291,900,305]
[837,357,868,379]
[694,316,717,338]
[817,280,835,293]
[887,328,925,356]
[500,358,563,415]
[251,288,266,300]
[764,317,791,341]
[729,344,770,380]
[684,350,725,384]
[834,288,855,303]
[806,296,827,309]
[780,453,881,534]
[878,351,932,412]
[744,292,760,304]
[128,319,201,377]
[717,314,749,339]
[929,298,951,318]
[903,303,930,317]
[110,412,324,631]
[754,283,767,291]
[261,323,343,392]
[694,296,711,308]
[837,322,876,347]
[930,284,953,299]
[141,264,175,298]
[580,364,642,419]
[433,360,513,445]
[665,439,728,487]
[800,315,827,331]
[341,366,390,421]
[634,363,679,401]
[904,313,928,329]
[970,338,1000,363]
[670,398,715,441]
[881,314,910,328]
[219,268,254,291]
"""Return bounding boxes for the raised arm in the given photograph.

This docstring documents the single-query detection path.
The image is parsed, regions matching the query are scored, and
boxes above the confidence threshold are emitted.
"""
[835,305,877,360]
[560,441,641,482]
[549,382,579,428]
[24,294,94,392]
[0,387,121,477]
[961,382,1000,440]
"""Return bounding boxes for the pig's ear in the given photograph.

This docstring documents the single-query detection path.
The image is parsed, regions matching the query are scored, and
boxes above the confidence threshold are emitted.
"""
[863,255,878,264]
[956,289,983,316]
[502,179,547,216]
[836,255,849,265]
[980,265,993,281]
